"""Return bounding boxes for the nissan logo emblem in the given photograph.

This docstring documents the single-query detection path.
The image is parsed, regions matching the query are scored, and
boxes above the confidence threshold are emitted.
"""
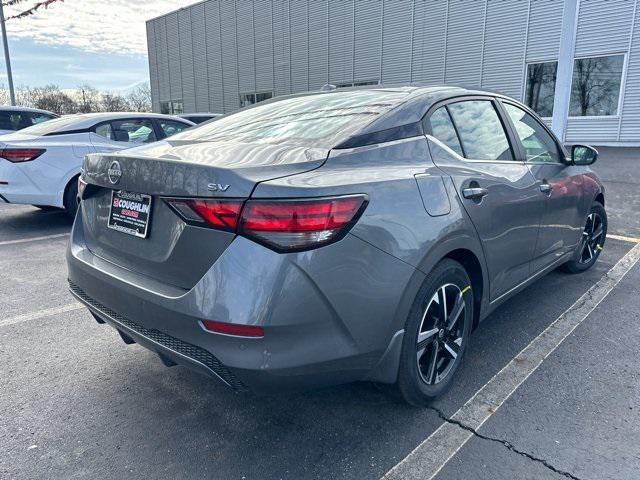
[107,160,122,185]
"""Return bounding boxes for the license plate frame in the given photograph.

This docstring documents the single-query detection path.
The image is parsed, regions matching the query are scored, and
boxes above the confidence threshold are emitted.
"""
[107,190,152,239]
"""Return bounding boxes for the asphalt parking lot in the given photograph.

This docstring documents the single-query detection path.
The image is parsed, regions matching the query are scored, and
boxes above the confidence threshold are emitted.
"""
[1,148,639,480]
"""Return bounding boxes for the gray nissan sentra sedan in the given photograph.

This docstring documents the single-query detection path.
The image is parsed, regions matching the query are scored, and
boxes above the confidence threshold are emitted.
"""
[67,86,606,405]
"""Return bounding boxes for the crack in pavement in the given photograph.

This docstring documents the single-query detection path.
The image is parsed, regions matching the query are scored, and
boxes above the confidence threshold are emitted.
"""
[427,406,584,480]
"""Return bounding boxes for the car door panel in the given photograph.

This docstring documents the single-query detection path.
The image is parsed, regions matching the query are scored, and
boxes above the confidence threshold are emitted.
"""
[428,140,543,301]
[499,101,585,273]
[526,163,584,272]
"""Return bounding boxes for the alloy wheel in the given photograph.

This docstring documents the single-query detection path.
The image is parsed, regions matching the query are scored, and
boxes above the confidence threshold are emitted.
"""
[416,283,466,385]
[579,213,604,264]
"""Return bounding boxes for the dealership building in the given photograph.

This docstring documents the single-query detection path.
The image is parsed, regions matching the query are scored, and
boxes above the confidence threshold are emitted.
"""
[146,0,640,145]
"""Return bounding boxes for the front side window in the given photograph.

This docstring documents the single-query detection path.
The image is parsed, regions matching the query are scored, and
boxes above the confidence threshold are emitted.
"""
[503,103,561,163]
[159,120,190,138]
[428,107,463,156]
[569,55,624,116]
[111,119,157,144]
[525,61,557,117]
[447,100,513,161]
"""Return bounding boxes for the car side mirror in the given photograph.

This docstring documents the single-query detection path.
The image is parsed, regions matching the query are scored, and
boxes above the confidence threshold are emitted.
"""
[572,145,598,166]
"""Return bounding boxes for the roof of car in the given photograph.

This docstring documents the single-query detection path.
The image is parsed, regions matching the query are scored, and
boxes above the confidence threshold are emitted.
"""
[0,105,57,115]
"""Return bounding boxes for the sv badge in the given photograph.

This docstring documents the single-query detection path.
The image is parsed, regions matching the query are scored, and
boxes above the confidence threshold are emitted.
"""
[207,183,230,192]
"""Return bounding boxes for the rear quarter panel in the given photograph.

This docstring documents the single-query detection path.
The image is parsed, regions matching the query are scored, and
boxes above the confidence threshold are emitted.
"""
[253,136,489,333]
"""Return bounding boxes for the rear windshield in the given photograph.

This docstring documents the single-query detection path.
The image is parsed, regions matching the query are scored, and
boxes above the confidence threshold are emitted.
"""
[171,90,410,148]
[17,115,83,136]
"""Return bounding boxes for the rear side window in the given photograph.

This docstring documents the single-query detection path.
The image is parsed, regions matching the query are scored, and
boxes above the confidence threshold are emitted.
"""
[448,100,513,161]
[428,107,463,156]
[112,119,157,144]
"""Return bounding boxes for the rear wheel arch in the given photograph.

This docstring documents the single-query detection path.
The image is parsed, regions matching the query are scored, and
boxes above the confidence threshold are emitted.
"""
[595,192,604,207]
[444,248,484,329]
[63,173,80,216]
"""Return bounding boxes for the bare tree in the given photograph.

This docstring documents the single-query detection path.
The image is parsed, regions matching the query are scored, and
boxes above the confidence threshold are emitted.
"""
[4,0,64,20]
[76,84,101,113]
[100,92,130,112]
[28,84,77,114]
[126,83,152,112]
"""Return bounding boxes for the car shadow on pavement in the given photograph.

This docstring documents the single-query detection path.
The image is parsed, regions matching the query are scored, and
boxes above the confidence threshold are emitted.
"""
[0,204,73,242]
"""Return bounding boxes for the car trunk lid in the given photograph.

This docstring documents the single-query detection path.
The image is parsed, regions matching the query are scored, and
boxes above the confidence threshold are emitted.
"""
[80,139,328,290]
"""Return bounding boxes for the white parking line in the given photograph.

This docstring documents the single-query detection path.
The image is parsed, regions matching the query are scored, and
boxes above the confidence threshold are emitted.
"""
[0,233,69,246]
[0,303,84,329]
[383,242,640,480]
[608,233,640,243]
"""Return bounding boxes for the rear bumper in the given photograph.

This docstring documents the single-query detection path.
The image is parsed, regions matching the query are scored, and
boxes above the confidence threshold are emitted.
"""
[67,205,421,393]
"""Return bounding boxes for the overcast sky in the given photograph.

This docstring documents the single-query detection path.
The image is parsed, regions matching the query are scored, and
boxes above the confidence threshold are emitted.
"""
[4,0,198,91]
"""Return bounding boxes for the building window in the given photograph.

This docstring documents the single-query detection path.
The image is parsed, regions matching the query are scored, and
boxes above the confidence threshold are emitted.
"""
[160,100,184,115]
[525,61,557,118]
[240,91,273,108]
[335,80,380,88]
[569,54,625,117]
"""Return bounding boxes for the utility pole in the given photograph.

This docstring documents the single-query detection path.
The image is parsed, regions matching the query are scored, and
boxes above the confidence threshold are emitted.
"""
[0,1,15,106]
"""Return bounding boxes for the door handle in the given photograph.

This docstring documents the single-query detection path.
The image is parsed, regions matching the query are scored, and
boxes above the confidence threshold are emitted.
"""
[462,187,489,200]
[539,182,553,194]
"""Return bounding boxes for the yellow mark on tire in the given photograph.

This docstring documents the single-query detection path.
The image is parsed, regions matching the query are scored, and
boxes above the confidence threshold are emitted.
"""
[461,286,471,295]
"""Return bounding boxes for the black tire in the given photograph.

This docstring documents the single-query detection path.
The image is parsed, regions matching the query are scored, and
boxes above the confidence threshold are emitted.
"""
[397,258,474,406]
[563,201,607,274]
[63,177,79,218]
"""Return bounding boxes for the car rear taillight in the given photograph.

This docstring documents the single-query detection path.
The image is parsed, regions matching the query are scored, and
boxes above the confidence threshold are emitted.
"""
[0,148,46,163]
[239,195,367,251]
[165,199,244,232]
[165,195,367,252]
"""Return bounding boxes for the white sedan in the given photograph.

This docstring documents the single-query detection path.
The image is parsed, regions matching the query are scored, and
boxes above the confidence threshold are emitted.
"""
[0,112,194,216]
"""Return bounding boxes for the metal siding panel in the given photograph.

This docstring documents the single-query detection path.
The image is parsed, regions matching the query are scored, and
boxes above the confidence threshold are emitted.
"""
[191,4,210,113]
[205,0,225,113]
[308,0,328,90]
[565,117,620,142]
[354,0,382,82]
[273,0,291,95]
[411,0,447,84]
[236,0,256,94]
[620,1,640,142]
[290,0,309,92]
[482,0,529,99]
[381,0,412,84]
[220,0,240,112]
[166,13,182,102]
[146,21,161,112]
[575,0,634,56]
[328,0,354,84]
[526,0,563,61]
[445,0,484,85]
[254,0,274,92]
[155,18,171,103]
[179,9,196,112]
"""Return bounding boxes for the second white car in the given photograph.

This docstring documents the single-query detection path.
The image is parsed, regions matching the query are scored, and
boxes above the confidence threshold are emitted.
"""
[0,112,194,216]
